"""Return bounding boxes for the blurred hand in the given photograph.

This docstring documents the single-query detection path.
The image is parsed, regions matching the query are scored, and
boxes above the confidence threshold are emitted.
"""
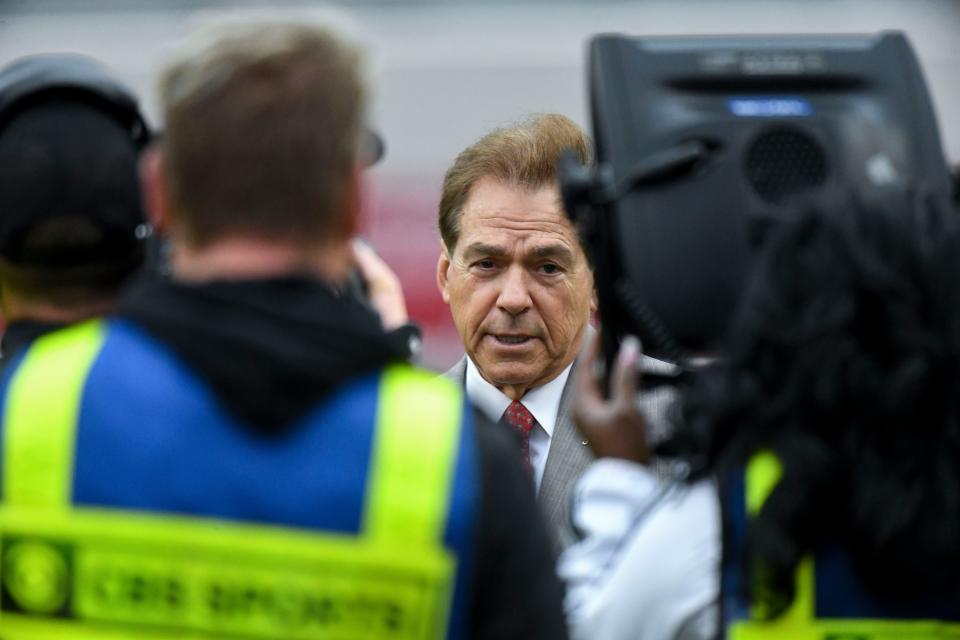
[351,239,408,330]
[573,332,651,463]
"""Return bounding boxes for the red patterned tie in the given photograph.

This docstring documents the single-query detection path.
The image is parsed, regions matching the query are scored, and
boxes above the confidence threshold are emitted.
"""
[501,400,536,475]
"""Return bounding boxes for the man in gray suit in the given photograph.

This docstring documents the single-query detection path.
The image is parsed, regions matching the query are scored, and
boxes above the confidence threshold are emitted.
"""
[436,114,595,548]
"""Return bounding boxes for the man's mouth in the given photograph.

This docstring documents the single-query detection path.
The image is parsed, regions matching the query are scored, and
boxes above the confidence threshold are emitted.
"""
[493,334,532,345]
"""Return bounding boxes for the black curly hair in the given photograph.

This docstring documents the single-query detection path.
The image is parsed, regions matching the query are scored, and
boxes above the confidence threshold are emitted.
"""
[682,188,960,615]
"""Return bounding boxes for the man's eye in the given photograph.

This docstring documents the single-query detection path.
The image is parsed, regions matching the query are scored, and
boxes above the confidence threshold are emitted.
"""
[540,263,561,275]
[475,260,496,270]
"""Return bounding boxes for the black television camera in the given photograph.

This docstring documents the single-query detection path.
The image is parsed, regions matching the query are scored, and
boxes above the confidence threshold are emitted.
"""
[561,31,954,373]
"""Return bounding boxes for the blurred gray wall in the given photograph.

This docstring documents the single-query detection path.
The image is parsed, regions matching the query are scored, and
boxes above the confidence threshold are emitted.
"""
[2,0,959,368]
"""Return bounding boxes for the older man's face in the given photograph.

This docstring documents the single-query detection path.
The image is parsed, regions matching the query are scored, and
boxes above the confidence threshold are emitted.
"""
[438,176,595,400]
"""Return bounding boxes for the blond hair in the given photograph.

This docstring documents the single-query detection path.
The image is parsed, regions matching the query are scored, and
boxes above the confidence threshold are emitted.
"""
[158,14,367,247]
[438,113,590,252]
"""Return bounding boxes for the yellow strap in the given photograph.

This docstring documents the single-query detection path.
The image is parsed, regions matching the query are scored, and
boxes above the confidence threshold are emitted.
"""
[744,450,782,517]
[730,613,960,639]
[3,320,106,508]
[364,366,463,545]
[738,458,960,637]
[742,451,814,626]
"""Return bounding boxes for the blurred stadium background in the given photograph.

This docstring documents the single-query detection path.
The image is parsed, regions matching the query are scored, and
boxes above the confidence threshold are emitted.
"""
[2,0,958,370]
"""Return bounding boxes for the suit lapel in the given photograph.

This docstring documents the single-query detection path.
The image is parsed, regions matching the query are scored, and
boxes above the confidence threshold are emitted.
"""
[442,357,468,385]
[538,364,594,549]
[446,335,675,550]
[444,350,596,550]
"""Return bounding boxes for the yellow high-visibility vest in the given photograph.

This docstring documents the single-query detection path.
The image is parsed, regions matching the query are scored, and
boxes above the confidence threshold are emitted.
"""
[0,319,465,640]
[727,451,960,640]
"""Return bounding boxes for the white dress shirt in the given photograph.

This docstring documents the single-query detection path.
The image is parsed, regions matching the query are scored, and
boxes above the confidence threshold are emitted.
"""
[465,357,573,494]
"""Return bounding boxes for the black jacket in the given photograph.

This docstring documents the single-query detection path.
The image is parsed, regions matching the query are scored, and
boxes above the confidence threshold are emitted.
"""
[117,276,568,640]
[1,319,69,362]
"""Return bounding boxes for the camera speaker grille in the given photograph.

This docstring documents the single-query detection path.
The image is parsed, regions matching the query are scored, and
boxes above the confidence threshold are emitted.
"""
[745,125,827,203]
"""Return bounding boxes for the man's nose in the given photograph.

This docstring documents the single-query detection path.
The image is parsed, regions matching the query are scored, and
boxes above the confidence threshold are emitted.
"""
[496,266,532,316]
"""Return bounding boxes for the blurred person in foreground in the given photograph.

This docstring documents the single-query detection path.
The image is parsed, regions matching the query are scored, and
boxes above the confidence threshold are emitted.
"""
[0,15,566,640]
[0,54,149,360]
[561,191,960,639]
[437,114,676,549]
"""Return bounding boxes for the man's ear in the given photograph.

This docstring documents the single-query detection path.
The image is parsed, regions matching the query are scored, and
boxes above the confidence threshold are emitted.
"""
[437,247,452,304]
[139,144,172,234]
[590,288,598,314]
[334,162,367,240]
[344,163,367,238]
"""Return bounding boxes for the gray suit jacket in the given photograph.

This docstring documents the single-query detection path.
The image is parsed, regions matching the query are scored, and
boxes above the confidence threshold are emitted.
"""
[443,335,680,551]
[443,355,592,550]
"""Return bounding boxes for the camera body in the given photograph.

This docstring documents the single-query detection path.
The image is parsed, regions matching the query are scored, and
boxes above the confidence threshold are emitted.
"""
[563,31,954,366]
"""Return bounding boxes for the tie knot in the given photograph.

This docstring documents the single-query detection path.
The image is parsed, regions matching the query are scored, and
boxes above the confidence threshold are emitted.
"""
[502,400,536,434]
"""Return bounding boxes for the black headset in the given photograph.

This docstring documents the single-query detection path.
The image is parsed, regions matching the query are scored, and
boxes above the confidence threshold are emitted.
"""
[0,53,159,281]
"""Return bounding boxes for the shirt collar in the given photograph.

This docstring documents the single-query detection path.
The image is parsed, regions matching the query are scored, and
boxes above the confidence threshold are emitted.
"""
[464,357,573,438]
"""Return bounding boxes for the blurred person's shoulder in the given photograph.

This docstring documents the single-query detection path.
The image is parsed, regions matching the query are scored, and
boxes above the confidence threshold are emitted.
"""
[464,399,570,640]
[470,403,522,466]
